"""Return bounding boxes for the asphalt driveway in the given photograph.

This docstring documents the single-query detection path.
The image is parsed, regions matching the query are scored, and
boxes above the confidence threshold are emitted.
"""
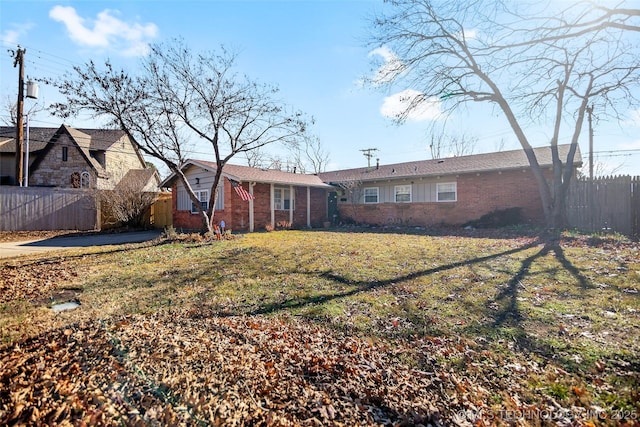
[0,230,163,259]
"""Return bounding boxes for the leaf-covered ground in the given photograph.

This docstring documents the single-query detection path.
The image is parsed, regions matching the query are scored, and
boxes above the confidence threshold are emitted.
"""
[1,228,639,426]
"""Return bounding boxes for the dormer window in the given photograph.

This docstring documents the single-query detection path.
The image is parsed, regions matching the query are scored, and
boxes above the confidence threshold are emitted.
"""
[90,150,106,168]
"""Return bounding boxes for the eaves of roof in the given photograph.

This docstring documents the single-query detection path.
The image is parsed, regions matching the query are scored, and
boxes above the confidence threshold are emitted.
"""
[160,160,332,189]
[318,144,582,183]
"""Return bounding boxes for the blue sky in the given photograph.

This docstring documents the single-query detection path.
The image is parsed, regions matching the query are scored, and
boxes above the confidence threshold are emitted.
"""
[1,0,639,177]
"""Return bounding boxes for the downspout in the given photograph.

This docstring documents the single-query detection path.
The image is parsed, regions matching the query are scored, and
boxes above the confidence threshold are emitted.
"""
[249,182,256,232]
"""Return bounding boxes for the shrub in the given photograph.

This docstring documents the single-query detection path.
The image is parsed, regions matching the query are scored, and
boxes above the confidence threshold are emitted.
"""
[463,207,523,229]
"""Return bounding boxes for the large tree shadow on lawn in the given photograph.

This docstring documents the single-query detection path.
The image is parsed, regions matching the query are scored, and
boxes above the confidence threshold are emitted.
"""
[244,240,542,316]
[315,224,544,241]
[232,237,601,368]
[491,240,593,327]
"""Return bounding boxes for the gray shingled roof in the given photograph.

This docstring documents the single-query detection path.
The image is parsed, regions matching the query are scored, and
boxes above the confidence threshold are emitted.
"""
[0,127,55,153]
[162,160,332,188]
[0,126,127,153]
[117,169,160,191]
[61,126,108,176]
[318,144,582,183]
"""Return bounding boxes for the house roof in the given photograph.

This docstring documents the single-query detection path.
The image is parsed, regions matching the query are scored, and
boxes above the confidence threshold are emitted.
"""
[318,144,582,183]
[0,126,129,153]
[0,126,54,153]
[161,160,333,189]
[117,168,161,192]
[5,124,147,181]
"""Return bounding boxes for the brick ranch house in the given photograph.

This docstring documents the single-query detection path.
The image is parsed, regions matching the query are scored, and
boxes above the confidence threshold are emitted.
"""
[318,144,582,227]
[161,161,333,232]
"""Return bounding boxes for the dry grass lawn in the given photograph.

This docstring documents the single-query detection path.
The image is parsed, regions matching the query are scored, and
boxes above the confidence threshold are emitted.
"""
[1,228,639,426]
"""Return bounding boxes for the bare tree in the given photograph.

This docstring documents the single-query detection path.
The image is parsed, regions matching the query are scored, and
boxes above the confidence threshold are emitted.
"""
[369,0,640,228]
[428,133,476,159]
[46,39,309,235]
[100,174,159,228]
[245,134,330,174]
[242,139,330,175]
[301,135,330,174]
[245,147,267,168]
[2,96,46,126]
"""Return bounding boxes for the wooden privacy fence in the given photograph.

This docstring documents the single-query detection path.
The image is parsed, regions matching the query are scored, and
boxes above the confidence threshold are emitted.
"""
[566,175,639,238]
[148,192,173,229]
[0,187,99,231]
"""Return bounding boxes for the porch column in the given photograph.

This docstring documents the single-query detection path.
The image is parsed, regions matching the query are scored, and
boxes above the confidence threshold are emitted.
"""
[270,183,275,228]
[289,185,294,224]
[306,186,311,228]
[249,182,255,232]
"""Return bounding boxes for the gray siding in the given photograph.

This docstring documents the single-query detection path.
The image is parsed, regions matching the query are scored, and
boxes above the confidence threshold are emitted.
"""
[355,178,456,204]
[176,166,224,211]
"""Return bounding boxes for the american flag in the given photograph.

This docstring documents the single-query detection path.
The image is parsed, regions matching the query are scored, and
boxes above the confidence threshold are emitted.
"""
[229,178,254,201]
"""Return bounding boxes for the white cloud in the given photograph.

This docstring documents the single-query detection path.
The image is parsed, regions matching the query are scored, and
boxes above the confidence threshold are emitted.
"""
[1,29,20,46]
[49,5,158,57]
[463,29,478,40]
[623,108,640,127]
[1,23,34,46]
[618,139,640,150]
[380,89,443,122]
[368,46,405,85]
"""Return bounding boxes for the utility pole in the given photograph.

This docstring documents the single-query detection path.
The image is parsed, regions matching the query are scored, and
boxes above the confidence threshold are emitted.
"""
[11,46,26,186]
[360,148,378,168]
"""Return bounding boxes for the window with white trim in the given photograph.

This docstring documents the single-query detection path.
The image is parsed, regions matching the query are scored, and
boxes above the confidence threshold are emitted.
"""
[436,182,457,202]
[80,171,90,188]
[191,190,209,213]
[395,184,412,203]
[274,187,294,210]
[363,187,379,204]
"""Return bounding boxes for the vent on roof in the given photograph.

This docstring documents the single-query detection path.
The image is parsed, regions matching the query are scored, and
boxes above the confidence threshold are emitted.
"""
[437,160,444,164]
[391,168,396,174]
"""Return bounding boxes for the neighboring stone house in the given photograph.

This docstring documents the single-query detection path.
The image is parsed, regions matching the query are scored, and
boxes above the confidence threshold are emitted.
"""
[0,125,155,190]
[161,161,332,232]
[318,144,582,227]
[0,127,50,185]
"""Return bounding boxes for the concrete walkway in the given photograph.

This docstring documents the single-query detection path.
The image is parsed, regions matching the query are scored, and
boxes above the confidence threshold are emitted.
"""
[0,230,163,259]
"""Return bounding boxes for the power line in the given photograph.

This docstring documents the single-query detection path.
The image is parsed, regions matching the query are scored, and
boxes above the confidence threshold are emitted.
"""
[359,148,378,167]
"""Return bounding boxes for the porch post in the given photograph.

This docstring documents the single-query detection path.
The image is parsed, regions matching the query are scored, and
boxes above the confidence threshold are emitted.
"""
[270,183,275,228]
[306,186,311,228]
[289,185,294,225]
[249,182,255,232]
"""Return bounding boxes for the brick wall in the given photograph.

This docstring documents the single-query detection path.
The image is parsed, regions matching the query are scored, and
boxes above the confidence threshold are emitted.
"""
[171,180,234,231]
[171,180,328,232]
[337,169,548,227]
[249,184,328,230]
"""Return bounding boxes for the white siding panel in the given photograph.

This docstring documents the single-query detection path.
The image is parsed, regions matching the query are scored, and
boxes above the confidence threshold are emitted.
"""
[176,166,224,211]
